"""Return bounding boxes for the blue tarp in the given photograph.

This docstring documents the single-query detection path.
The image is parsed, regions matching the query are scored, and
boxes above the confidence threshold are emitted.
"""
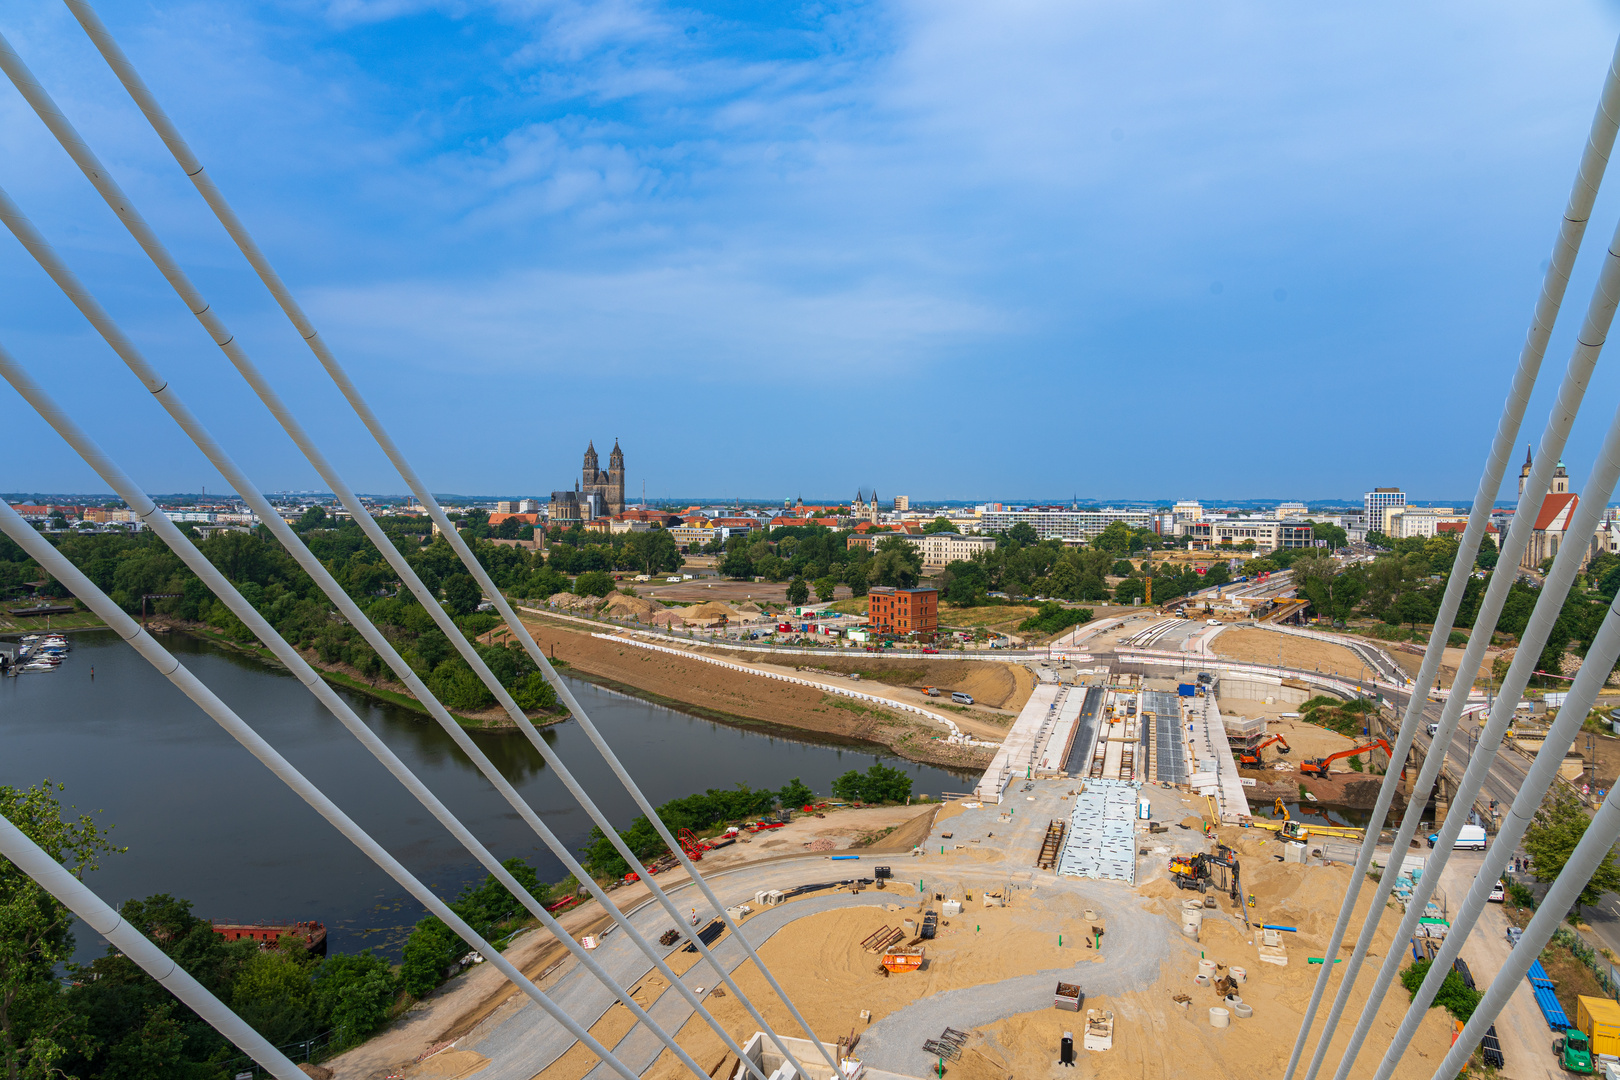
[1527,960,1571,1030]
[1178,684,1196,697]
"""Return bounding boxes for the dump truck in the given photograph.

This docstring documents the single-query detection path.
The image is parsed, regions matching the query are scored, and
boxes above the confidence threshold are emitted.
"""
[1578,997,1620,1060]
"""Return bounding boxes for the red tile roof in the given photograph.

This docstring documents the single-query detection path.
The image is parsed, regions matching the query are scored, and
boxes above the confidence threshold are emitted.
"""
[1534,492,1579,531]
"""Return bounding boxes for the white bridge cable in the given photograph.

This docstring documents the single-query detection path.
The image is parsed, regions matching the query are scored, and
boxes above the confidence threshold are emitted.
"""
[1325,205,1620,1080]
[0,181,771,1080]
[56,3,840,1069]
[1375,503,1620,1080]
[0,344,720,1080]
[0,814,306,1080]
[0,33,816,1074]
[1427,771,1620,1080]
[0,494,648,1080]
[1285,32,1620,1080]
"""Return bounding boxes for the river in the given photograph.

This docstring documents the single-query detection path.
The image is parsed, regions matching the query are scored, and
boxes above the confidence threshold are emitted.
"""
[0,629,972,961]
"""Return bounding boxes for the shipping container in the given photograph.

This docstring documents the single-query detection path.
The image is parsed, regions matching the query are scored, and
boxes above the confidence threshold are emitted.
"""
[1578,996,1620,1059]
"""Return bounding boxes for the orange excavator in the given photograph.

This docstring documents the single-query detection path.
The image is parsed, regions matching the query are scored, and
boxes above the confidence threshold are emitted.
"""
[1237,734,1291,768]
[1299,738,1394,777]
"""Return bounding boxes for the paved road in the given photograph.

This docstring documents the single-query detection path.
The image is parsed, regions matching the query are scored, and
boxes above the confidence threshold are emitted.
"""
[1436,852,1561,1080]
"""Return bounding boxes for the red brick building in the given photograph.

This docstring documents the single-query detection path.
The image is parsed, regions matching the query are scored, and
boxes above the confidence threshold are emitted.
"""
[867,586,938,635]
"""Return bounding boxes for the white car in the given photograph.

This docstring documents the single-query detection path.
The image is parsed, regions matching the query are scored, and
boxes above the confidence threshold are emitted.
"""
[1488,880,1506,903]
[1207,619,1221,626]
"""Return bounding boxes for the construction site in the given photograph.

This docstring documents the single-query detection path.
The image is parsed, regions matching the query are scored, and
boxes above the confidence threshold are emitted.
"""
[345,655,1487,1080]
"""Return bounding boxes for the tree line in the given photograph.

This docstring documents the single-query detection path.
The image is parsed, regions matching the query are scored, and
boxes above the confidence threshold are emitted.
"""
[0,782,400,1080]
[1291,532,1620,681]
[3,513,567,716]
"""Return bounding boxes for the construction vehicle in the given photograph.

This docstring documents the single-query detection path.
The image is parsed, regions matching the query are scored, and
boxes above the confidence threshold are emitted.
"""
[1299,738,1394,777]
[1554,1028,1595,1074]
[1169,845,1243,901]
[1248,798,1366,841]
[1236,734,1291,767]
[921,686,941,697]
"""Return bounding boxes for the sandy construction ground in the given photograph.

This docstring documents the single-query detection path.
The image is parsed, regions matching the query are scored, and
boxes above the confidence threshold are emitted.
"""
[1214,627,1368,681]
[326,807,939,1080]
[1219,697,1358,761]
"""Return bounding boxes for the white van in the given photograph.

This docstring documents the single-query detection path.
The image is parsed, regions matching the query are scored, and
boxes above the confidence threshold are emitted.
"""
[1427,825,1487,850]
[951,691,974,705]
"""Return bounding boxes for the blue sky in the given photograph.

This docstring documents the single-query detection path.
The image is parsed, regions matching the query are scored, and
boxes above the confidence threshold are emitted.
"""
[3,0,1620,503]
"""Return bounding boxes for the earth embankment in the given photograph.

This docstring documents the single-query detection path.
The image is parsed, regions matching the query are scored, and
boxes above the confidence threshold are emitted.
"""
[506,616,993,771]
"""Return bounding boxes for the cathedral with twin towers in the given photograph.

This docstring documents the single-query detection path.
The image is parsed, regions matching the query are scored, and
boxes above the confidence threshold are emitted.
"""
[548,440,625,523]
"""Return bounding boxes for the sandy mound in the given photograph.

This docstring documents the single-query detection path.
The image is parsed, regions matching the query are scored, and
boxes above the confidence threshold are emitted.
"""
[680,600,757,625]
[600,592,667,620]
[738,601,762,613]
[547,591,599,611]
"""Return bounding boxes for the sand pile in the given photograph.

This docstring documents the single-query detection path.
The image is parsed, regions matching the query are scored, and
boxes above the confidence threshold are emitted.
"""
[680,600,750,625]
[547,591,598,611]
[600,592,668,620]
[738,601,763,613]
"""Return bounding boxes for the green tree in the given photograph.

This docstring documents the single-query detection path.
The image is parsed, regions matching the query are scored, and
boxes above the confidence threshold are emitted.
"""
[0,782,121,1080]
[778,778,814,809]
[231,947,317,1047]
[1391,590,1437,635]
[922,518,959,534]
[830,764,913,803]
[1292,550,1366,622]
[1114,578,1145,603]
[719,550,754,579]
[442,572,482,616]
[1004,521,1041,547]
[1523,789,1620,917]
[1204,561,1230,588]
[574,570,615,597]
[1304,519,1349,549]
[813,576,838,603]
[940,559,989,606]
[1092,521,1132,555]
[871,536,922,589]
[786,577,810,606]
[313,951,398,1047]
[844,560,869,597]
[1109,559,1134,577]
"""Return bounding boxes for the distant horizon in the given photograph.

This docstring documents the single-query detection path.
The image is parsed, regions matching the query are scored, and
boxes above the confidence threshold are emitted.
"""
[2,491,1542,512]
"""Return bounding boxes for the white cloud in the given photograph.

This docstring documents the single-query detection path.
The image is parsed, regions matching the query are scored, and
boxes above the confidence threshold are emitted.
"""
[306,262,1010,379]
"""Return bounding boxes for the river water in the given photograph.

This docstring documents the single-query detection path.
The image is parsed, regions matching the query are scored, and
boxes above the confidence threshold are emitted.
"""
[0,630,972,960]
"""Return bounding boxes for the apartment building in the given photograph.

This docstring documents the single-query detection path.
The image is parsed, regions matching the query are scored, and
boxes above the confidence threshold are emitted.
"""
[1184,519,1315,553]
[980,506,1154,542]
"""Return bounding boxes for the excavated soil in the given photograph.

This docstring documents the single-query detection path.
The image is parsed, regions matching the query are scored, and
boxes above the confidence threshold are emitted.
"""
[715,653,1037,713]
[504,617,993,770]
[1214,628,1368,681]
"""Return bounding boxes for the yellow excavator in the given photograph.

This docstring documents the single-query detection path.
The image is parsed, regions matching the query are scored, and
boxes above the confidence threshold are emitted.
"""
[1249,798,1365,842]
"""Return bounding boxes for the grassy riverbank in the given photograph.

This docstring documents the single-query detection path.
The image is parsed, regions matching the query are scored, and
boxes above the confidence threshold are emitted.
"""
[183,624,569,731]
